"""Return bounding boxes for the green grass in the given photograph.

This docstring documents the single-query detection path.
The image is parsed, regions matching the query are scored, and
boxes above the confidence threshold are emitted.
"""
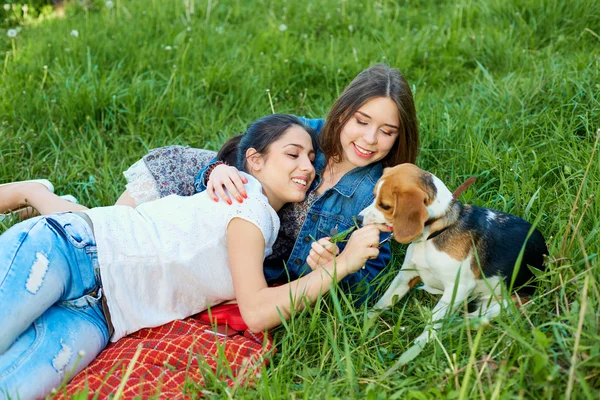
[1,0,599,398]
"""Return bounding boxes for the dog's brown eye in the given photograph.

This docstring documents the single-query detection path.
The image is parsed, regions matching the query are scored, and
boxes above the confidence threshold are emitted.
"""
[378,203,391,211]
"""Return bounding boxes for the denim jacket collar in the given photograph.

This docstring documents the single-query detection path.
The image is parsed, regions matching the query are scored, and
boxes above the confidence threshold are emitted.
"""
[310,151,383,198]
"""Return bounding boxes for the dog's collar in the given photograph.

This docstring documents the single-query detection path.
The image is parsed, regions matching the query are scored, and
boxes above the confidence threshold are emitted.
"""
[422,215,449,241]
[426,225,450,240]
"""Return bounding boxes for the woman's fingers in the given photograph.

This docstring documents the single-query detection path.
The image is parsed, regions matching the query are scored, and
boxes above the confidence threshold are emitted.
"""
[316,239,339,258]
[340,225,389,273]
[211,181,234,204]
[207,165,248,204]
[306,237,340,270]
[307,225,388,273]
[306,253,319,270]
[227,173,248,203]
[319,238,339,256]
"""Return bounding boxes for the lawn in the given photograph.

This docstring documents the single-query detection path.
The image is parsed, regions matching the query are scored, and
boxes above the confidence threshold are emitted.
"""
[1,0,599,398]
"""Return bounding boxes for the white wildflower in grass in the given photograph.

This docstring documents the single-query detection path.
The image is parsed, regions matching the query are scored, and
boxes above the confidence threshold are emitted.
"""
[348,25,354,32]
[70,30,79,38]
[7,29,17,38]
[279,24,288,32]
[105,0,114,9]
[3,4,10,11]
[165,45,172,51]
[21,4,28,12]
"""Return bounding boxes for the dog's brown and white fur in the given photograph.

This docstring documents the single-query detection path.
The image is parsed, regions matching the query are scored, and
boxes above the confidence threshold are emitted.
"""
[359,164,547,348]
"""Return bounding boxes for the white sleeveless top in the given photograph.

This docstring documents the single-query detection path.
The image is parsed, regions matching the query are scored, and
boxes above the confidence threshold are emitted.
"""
[84,173,279,341]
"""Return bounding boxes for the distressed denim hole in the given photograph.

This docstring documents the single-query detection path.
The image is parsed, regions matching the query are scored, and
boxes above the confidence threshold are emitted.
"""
[26,252,49,294]
[52,341,73,373]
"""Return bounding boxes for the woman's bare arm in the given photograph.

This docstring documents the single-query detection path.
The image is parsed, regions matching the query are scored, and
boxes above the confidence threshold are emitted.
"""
[0,182,88,215]
[227,218,386,332]
[1,182,136,219]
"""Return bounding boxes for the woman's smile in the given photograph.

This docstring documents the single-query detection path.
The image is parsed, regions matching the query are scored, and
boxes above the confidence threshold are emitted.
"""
[352,143,376,158]
[291,176,310,188]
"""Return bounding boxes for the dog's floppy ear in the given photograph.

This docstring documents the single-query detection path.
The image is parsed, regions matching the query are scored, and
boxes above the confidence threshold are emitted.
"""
[392,189,429,243]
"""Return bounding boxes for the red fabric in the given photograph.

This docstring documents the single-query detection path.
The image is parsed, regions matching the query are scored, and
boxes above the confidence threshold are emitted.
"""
[62,307,273,399]
[198,303,248,331]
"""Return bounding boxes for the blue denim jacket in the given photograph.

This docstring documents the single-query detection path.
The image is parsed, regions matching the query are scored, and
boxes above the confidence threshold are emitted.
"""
[195,117,391,303]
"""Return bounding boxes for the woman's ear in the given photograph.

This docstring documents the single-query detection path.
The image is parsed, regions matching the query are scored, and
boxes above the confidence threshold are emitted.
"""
[245,148,263,171]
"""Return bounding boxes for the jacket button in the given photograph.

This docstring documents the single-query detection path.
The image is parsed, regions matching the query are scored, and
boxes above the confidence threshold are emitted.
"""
[311,215,318,222]
[295,259,302,265]
[304,236,311,243]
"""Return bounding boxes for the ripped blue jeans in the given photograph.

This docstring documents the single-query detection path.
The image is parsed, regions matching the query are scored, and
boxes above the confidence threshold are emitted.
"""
[0,213,109,400]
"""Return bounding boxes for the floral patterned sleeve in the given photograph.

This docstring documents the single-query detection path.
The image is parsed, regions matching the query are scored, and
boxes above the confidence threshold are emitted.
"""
[123,145,217,206]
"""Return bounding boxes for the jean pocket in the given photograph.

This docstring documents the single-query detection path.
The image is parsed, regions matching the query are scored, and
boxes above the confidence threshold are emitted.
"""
[46,216,94,249]
[60,290,102,310]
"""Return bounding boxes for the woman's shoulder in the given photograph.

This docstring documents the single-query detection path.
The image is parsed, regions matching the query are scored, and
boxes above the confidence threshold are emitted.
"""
[228,174,280,251]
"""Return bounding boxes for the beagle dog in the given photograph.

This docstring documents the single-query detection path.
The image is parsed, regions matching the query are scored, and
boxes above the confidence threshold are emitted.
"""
[359,164,547,348]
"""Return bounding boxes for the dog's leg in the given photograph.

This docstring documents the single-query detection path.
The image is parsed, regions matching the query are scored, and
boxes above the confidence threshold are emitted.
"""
[413,283,475,348]
[372,269,419,312]
[371,246,419,312]
[469,297,505,320]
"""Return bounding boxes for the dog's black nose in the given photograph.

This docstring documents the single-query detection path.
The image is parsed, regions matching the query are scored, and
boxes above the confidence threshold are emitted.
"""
[356,214,364,225]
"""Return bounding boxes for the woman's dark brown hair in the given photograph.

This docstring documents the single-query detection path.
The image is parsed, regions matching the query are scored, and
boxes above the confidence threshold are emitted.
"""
[217,114,318,172]
[319,64,419,167]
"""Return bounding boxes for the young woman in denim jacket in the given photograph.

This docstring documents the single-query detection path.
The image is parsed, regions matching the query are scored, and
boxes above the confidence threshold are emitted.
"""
[0,64,419,303]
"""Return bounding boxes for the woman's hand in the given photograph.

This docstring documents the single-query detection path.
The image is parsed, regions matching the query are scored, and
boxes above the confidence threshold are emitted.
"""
[337,224,390,274]
[207,164,249,204]
[306,237,340,270]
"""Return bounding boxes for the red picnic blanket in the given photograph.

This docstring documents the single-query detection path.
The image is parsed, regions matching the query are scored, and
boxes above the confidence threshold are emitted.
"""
[61,306,274,399]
